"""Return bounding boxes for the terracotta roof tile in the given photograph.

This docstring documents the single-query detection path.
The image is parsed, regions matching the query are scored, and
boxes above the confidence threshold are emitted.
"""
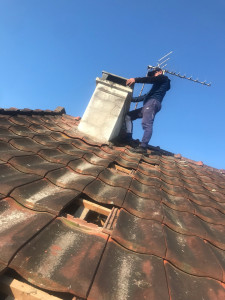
[46,167,95,191]
[165,261,225,300]
[122,191,163,221]
[0,197,53,265]
[88,238,170,300]
[0,163,41,195]
[9,155,63,176]
[84,178,127,206]
[0,107,224,298]
[9,218,108,298]
[10,179,80,214]
[111,209,166,257]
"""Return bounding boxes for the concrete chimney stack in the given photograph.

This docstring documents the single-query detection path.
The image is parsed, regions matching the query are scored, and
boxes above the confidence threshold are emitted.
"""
[78,71,133,143]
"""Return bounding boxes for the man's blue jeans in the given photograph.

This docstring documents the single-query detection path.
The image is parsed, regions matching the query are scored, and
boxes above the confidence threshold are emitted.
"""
[126,98,161,148]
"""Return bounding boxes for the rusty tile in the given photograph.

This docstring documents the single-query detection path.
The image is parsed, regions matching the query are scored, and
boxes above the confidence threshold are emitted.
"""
[9,116,31,126]
[0,117,13,128]
[130,179,161,200]
[11,179,80,214]
[112,209,166,257]
[210,190,225,203]
[42,122,63,131]
[192,202,225,225]
[10,137,48,153]
[9,155,63,176]
[84,153,111,167]
[122,191,163,221]
[98,168,132,189]
[28,115,45,125]
[207,242,225,282]
[165,261,225,300]
[138,162,161,177]
[141,155,160,165]
[115,156,138,169]
[120,152,140,164]
[188,192,222,211]
[58,144,85,157]
[163,205,208,238]
[68,158,104,177]
[164,226,223,281]
[180,175,202,186]
[161,191,195,213]
[161,182,189,198]
[10,218,108,298]
[50,132,73,143]
[0,128,17,142]
[39,149,81,165]
[178,167,196,177]
[160,161,178,171]
[29,123,52,134]
[9,125,35,138]
[33,135,62,147]
[0,163,41,195]
[88,238,169,300]
[0,141,32,161]
[202,222,225,250]
[84,178,127,206]
[46,167,95,191]
[0,197,53,265]
[161,173,184,186]
[134,170,161,188]
[72,139,95,151]
[160,165,179,177]
[183,181,210,195]
[93,148,117,160]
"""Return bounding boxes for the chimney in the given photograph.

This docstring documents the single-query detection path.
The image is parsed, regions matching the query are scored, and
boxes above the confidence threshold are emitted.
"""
[78,71,133,143]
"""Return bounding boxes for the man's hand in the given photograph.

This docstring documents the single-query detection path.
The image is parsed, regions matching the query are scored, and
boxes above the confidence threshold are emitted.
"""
[126,78,135,86]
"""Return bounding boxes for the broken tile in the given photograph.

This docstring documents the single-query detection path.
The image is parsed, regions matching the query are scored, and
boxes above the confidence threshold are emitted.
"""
[10,218,108,298]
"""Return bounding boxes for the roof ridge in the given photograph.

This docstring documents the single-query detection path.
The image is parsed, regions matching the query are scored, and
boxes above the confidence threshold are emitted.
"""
[0,106,66,116]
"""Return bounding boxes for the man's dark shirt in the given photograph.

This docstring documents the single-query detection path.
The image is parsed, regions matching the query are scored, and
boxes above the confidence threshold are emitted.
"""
[133,74,171,104]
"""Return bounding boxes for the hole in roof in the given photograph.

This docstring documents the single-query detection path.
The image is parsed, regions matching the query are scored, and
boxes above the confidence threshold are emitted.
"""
[108,162,134,176]
[61,194,113,228]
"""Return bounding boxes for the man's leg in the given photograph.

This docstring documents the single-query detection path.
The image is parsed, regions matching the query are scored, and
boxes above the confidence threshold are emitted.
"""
[141,99,161,148]
[125,108,143,139]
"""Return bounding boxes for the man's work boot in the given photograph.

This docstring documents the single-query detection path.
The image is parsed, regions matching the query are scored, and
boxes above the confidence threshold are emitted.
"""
[131,146,147,154]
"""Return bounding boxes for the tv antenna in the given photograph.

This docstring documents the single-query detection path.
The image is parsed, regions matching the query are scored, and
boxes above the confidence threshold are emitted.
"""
[149,51,211,86]
[134,51,211,109]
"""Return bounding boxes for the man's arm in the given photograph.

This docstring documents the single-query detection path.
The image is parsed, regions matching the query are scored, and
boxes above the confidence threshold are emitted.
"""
[126,75,167,86]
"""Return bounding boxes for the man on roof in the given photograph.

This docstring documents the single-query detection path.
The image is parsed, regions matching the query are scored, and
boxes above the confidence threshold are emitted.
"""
[125,67,171,154]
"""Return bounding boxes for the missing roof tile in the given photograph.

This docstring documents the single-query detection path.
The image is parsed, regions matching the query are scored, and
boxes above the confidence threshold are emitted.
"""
[109,162,134,176]
[62,195,113,228]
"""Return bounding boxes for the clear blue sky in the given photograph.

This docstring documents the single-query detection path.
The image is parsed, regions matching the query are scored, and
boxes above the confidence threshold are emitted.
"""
[0,0,225,169]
